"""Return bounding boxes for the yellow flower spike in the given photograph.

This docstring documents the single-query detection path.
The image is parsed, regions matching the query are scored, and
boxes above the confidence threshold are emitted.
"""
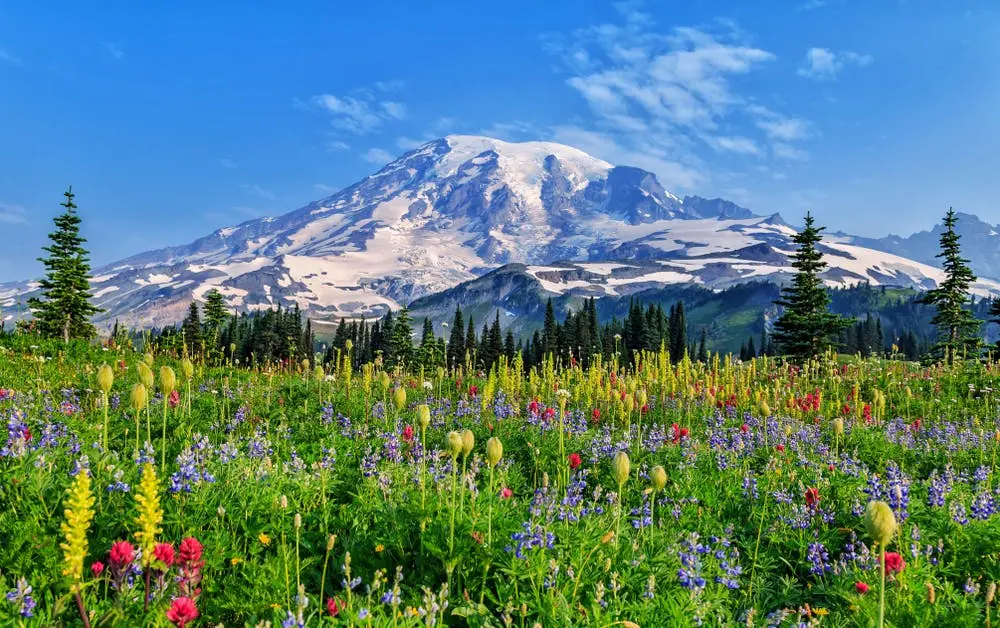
[134,463,163,567]
[60,469,96,592]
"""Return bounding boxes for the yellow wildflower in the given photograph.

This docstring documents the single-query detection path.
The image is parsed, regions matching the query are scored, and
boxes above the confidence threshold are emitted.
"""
[60,469,96,592]
[231,557,243,566]
[134,463,163,567]
[259,533,271,546]
[375,543,385,553]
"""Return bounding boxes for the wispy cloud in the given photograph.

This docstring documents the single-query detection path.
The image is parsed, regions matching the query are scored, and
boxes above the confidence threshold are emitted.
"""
[100,41,125,59]
[797,47,872,80]
[540,2,811,191]
[363,148,396,164]
[395,136,427,150]
[478,120,542,141]
[746,105,813,142]
[310,81,408,135]
[0,203,28,224]
[218,158,238,169]
[241,184,275,200]
[313,183,338,194]
[0,49,22,66]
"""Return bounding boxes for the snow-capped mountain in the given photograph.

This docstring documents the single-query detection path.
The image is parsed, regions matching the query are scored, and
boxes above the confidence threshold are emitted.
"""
[844,212,1000,282]
[1,135,997,329]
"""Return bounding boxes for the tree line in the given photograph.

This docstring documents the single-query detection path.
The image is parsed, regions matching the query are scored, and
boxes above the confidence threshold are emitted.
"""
[16,187,1000,367]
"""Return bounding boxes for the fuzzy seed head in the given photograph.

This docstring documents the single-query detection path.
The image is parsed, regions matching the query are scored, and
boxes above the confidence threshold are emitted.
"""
[392,386,407,411]
[864,500,897,547]
[137,362,154,389]
[417,404,431,430]
[461,429,475,458]
[446,431,463,459]
[181,358,194,380]
[833,417,844,437]
[97,364,114,394]
[486,437,503,467]
[143,352,154,367]
[159,366,176,394]
[613,451,630,487]
[131,383,148,412]
[650,465,667,491]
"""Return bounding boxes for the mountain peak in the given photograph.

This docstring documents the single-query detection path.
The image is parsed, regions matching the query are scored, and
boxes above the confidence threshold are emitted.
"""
[5,135,999,330]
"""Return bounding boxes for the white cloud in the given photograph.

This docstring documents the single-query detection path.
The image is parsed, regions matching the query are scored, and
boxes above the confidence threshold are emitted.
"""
[0,203,27,224]
[771,143,810,161]
[363,148,396,164]
[101,41,125,59]
[218,158,238,169]
[241,184,275,200]
[0,49,22,66]
[311,83,408,135]
[327,140,351,151]
[313,183,338,194]
[710,136,760,155]
[478,120,542,141]
[541,5,811,192]
[432,117,459,133]
[396,136,427,150]
[797,47,872,80]
[551,125,704,189]
[746,105,813,142]
[373,80,405,93]
[380,101,407,120]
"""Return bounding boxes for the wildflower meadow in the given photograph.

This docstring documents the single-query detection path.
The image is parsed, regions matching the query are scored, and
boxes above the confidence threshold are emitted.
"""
[2,338,1000,626]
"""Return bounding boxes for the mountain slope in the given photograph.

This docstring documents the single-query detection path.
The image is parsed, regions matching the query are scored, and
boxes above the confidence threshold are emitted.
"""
[2,135,997,329]
[843,212,1000,281]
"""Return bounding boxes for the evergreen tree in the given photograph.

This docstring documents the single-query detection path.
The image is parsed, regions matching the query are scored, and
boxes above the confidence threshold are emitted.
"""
[772,213,849,361]
[389,307,414,366]
[465,316,477,365]
[446,306,465,368]
[668,301,686,362]
[542,299,558,357]
[182,301,203,356]
[28,187,102,341]
[504,329,516,360]
[697,328,708,362]
[919,208,981,363]
[487,312,503,368]
[203,289,229,337]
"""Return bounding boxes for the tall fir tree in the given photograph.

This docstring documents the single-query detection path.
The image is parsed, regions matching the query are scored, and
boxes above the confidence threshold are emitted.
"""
[446,306,465,368]
[542,298,558,357]
[697,328,708,362]
[991,299,1000,354]
[919,208,981,363]
[203,289,229,337]
[772,212,849,361]
[389,307,414,366]
[28,187,102,342]
[182,301,203,356]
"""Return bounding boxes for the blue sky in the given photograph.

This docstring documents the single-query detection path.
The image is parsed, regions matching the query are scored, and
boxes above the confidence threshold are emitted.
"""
[1,0,998,279]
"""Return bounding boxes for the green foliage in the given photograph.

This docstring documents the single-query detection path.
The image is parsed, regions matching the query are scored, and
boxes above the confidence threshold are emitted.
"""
[27,187,102,342]
[772,213,850,362]
[920,208,982,363]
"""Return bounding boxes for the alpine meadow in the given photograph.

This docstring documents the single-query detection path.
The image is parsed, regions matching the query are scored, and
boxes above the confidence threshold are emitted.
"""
[3,2,1000,627]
